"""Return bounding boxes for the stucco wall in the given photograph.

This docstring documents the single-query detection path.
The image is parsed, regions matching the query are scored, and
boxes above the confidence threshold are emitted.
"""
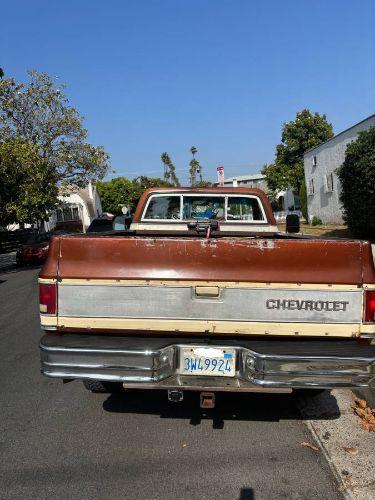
[304,115,375,224]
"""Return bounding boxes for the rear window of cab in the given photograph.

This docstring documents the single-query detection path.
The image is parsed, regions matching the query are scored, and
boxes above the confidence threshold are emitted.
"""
[142,194,266,222]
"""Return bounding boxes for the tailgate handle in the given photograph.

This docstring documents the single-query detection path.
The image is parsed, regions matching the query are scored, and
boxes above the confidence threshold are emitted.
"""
[195,286,220,298]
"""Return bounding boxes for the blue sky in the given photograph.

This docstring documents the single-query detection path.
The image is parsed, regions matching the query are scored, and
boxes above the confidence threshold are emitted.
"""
[1,0,374,183]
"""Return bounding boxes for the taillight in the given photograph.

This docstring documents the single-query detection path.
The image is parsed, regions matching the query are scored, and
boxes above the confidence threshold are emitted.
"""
[39,283,57,314]
[364,290,375,323]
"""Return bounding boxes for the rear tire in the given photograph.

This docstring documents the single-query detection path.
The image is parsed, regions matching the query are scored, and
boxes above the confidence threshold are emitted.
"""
[83,379,124,393]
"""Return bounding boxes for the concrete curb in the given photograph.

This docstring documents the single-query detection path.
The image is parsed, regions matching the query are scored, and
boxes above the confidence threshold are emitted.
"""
[305,420,350,499]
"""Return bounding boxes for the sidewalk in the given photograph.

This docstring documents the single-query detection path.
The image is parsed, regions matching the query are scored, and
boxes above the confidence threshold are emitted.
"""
[298,390,375,499]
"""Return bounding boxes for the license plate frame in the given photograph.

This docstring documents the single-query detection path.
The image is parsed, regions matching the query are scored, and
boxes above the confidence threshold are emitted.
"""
[178,346,236,378]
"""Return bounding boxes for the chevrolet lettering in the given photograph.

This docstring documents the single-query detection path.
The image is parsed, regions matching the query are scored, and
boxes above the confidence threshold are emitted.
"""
[266,299,350,312]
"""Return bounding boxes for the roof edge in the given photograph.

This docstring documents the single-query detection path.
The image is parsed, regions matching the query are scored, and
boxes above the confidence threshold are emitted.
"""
[304,113,375,156]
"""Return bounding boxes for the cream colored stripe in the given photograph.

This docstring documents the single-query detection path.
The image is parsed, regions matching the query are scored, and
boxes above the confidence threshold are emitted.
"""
[40,315,58,327]
[58,279,361,291]
[38,278,57,284]
[57,317,359,337]
[360,325,375,334]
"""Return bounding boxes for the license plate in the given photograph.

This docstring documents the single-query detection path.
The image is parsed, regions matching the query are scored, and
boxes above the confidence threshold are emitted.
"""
[179,347,236,377]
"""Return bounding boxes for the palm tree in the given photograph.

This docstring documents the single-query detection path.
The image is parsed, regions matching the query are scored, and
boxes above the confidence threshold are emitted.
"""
[161,152,171,182]
[161,152,180,186]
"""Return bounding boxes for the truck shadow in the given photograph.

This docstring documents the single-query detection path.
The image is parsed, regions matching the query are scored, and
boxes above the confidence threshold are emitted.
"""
[103,389,340,427]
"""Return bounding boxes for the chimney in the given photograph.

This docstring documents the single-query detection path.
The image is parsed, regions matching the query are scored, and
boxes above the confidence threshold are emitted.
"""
[88,180,94,200]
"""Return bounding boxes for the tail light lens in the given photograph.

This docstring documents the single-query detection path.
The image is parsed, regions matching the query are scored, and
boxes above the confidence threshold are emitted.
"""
[39,283,57,314]
[364,290,375,323]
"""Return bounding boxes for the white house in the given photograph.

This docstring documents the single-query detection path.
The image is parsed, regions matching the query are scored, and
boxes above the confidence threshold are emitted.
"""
[45,181,103,232]
[220,173,269,190]
[304,114,375,224]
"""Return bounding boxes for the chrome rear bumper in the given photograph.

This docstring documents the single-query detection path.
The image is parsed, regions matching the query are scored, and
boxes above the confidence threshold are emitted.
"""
[40,334,375,391]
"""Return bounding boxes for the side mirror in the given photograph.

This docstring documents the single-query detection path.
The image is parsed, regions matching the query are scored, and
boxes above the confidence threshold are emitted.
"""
[286,214,300,233]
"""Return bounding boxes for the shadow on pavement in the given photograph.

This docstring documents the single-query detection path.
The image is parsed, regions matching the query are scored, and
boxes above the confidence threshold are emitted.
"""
[238,487,255,500]
[0,264,41,275]
[103,389,340,427]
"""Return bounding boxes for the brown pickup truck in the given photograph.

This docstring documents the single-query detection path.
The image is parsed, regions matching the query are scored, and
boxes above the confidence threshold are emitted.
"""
[39,187,375,405]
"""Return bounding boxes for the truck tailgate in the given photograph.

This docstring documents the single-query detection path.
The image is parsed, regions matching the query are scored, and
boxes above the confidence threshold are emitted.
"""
[40,235,375,338]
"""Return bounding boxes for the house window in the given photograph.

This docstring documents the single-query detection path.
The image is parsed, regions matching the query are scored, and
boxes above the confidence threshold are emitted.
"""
[312,156,317,167]
[307,179,315,196]
[56,205,81,222]
[324,173,334,193]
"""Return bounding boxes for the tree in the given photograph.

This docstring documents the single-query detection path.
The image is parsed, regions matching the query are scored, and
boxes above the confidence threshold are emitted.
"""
[189,146,203,186]
[96,177,135,215]
[0,70,109,187]
[194,180,212,188]
[0,68,4,80]
[161,152,179,186]
[97,176,173,215]
[0,139,58,226]
[338,126,375,239]
[262,109,334,194]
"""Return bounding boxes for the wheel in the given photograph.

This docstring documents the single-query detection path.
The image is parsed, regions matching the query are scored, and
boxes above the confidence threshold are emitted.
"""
[83,379,124,393]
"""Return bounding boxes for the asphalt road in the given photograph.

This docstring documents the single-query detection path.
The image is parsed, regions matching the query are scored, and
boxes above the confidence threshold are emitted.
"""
[0,267,343,500]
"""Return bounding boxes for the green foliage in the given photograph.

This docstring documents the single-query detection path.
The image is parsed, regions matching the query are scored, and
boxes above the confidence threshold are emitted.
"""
[0,139,58,225]
[161,152,179,186]
[262,109,334,194]
[311,216,323,226]
[299,181,308,221]
[97,176,173,215]
[338,127,375,239]
[0,70,109,187]
[194,180,213,188]
[269,197,279,212]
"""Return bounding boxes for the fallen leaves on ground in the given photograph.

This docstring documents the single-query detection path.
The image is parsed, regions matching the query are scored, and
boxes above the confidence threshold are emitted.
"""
[351,398,375,432]
[343,447,359,455]
[301,441,320,451]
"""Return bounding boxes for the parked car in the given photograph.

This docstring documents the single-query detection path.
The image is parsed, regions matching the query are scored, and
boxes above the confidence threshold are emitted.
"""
[16,233,51,266]
[87,216,115,233]
[86,215,133,234]
[113,214,133,231]
[38,187,375,407]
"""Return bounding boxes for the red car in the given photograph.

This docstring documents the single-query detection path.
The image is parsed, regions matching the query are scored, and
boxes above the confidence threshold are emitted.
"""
[16,233,51,266]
